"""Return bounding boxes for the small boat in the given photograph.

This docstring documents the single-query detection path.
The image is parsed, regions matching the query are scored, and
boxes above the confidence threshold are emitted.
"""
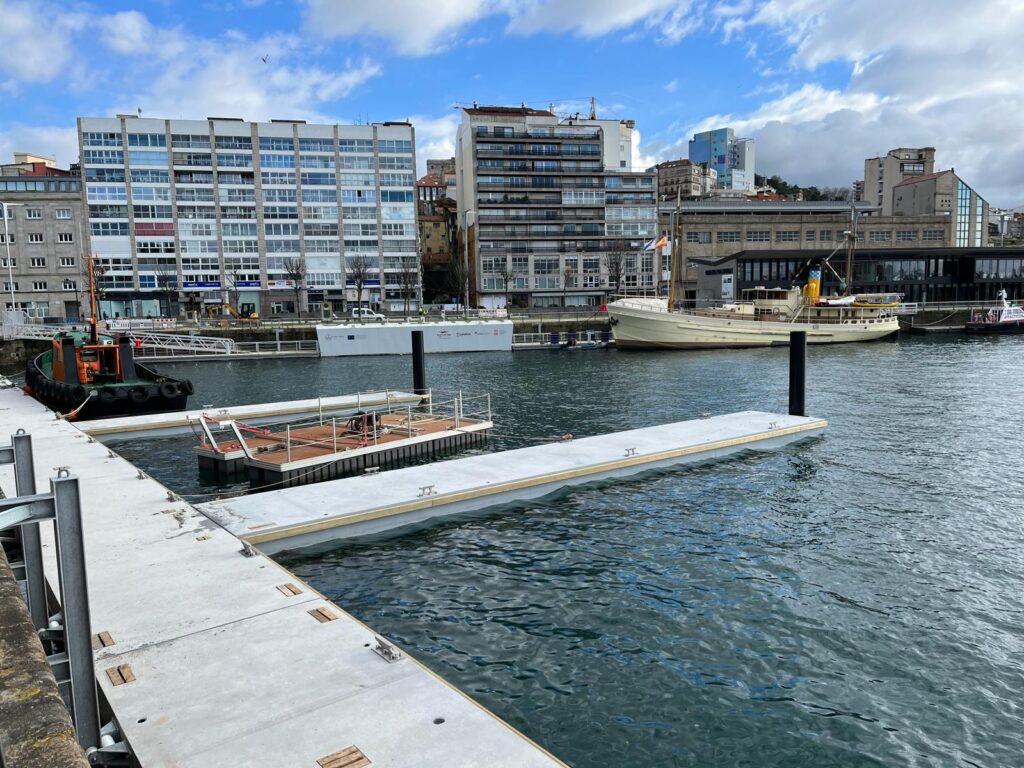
[965,290,1024,334]
[22,254,193,419]
[819,295,856,306]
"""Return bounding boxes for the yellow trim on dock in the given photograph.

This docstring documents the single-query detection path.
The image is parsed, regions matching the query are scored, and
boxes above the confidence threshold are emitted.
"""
[245,418,827,547]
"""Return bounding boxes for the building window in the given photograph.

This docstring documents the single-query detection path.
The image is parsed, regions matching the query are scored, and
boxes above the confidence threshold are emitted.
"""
[922,230,944,241]
[59,256,76,268]
[28,233,44,243]
[31,281,47,291]
[746,230,770,242]
[896,230,917,241]
[55,208,72,219]
[775,230,800,242]
[805,230,816,241]
[0,234,12,244]
[685,231,711,243]
[716,231,740,243]
[57,232,74,243]
[30,257,46,268]
[62,279,77,290]
[819,230,832,241]
[868,231,892,241]
[25,208,42,219]
[3,282,18,292]
[0,257,15,267]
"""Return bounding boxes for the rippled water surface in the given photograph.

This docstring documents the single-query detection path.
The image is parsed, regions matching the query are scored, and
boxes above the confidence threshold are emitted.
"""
[121,337,1024,767]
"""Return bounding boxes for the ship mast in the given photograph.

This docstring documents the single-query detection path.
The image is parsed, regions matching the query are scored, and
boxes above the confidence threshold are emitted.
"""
[87,253,99,343]
[842,204,857,295]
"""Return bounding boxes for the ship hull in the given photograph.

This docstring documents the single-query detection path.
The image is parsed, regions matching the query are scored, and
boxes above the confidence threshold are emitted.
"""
[964,320,1024,334]
[25,353,191,420]
[608,302,900,350]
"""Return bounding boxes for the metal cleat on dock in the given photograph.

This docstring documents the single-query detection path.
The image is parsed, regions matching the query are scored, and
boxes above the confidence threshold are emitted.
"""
[372,635,403,663]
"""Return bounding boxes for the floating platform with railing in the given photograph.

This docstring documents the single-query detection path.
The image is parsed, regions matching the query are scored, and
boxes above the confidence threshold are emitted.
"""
[195,393,493,487]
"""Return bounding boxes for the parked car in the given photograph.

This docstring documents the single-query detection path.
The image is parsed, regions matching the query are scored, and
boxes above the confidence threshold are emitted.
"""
[349,307,386,321]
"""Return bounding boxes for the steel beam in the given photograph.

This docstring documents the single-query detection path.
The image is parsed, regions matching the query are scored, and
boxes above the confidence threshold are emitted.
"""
[51,473,100,751]
[13,431,48,630]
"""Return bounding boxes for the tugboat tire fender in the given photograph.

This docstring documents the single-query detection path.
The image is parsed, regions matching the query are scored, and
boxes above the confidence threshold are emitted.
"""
[181,380,195,396]
[98,387,118,404]
[158,382,179,399]
[70,384,87,402]
[129,386,150,403]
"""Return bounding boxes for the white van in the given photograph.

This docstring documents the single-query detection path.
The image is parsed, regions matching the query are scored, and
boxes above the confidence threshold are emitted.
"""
[349,307,386,321]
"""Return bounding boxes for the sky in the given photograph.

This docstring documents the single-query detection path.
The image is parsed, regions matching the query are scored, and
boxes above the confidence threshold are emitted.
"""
[1,0,1021,207]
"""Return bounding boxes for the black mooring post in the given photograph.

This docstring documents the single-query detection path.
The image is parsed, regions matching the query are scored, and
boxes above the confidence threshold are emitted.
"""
[789,331,807,416]
[411,330,426,395]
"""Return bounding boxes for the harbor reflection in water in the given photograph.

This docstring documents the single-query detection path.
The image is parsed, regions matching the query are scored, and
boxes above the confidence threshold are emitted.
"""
[120,336,1024,768]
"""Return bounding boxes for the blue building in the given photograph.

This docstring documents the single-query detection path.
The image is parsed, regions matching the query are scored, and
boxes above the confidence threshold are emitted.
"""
[688,127,755,192]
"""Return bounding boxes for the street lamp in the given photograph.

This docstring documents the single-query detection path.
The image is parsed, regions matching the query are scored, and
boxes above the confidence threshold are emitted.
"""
[0,200,23,310]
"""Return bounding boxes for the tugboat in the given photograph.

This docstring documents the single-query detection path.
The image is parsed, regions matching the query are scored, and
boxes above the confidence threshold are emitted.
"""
[23,257,194,420]
[965,290,1024,334]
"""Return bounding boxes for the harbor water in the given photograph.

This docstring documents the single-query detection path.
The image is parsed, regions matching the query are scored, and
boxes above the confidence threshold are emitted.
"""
[96,338,1024,765]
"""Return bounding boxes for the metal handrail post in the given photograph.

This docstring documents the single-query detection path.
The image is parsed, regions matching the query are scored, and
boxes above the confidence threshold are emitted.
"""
[50,473,100,750]
[286,425,292,462]
[13,431,48,630]
[332,418,337,452]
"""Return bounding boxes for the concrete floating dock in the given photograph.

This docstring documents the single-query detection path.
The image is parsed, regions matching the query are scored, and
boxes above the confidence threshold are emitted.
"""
[0,387,564,767]
[77,390,423,441]
[201,411,827,554]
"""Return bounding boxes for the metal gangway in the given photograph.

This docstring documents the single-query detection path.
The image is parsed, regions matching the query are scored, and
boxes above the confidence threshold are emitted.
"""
[2,311,235,355]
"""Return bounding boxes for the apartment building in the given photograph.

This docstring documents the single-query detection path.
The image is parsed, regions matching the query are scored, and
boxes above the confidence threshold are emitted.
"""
[77,115,419,317]
[0,155,86,320]
[688,128,755,192]
[455,104,657,308]
[862,147,935,215]
[892,169,988,247]
[652,159,716,201]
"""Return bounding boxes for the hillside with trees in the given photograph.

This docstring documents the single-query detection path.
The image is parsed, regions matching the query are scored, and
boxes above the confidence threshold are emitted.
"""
[755,174,851,202]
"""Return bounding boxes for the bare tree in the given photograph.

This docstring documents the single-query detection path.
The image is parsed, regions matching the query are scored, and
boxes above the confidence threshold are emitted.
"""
[282,256,307,319]
[495,260,517,311]
[398,261,419,318]
[561,262,577,310]
[347,254,373,318]
[604,251,625,298]
[225,268,241,315]
[446,254,469,314]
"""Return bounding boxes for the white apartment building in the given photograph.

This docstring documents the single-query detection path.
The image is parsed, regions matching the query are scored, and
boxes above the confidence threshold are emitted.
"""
[78,115,419,317]
[456,105,657,308]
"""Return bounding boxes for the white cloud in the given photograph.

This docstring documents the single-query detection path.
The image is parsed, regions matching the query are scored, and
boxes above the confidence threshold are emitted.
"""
[304,0,704,54]
[0,0,87,84]
[101,11,155,54]
[666,0,1024,205]
[408,113,460,176]
[664,80,678,93]
[304,0,491,55]
[0,125,78,169]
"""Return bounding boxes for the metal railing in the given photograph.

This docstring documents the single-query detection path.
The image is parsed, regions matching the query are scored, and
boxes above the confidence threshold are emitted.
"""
[513,330,612,346]
[0,431,102,756]
[133,338,318,358]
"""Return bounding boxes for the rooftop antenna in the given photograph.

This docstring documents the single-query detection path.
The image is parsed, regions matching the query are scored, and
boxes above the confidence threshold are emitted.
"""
[589,96,596,120]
